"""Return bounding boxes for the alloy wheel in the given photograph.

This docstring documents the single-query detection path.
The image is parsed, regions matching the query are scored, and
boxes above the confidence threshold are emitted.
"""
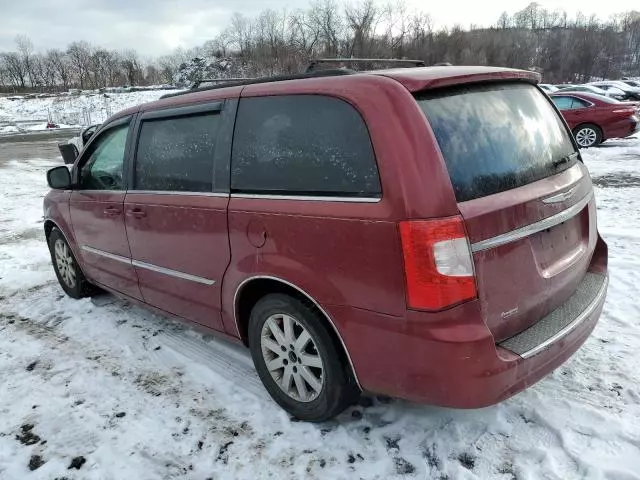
[575,127,598,147]
[54,239,76,289]
[260,313,324,402]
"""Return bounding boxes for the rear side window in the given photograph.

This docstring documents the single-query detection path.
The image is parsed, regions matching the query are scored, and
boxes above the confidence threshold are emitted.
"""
[416,83,577,202]
[231,95,381,197]
[551,96,574,110]
[135,113,220,192]
[552,96,589,110]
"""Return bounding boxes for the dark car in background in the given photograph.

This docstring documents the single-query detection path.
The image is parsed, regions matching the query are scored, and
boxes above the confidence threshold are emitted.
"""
[621,79,640,89]
[550,92,639,147]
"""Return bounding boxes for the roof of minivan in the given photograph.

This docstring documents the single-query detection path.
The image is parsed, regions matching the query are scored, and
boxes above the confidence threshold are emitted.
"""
[108,66,539,121]
[373,66,540,92]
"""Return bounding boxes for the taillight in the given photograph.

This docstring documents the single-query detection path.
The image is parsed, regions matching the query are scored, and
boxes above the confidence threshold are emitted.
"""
[399,217,477,310]
[613,108,635,114]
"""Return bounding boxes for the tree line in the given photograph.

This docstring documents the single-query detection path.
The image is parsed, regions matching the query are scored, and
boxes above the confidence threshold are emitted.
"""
[1,1,640,93]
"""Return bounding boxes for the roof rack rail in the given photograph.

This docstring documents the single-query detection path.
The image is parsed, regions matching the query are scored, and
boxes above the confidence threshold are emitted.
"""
[159,69,356,99]
[191,77,253,89]
[306,57,425,72]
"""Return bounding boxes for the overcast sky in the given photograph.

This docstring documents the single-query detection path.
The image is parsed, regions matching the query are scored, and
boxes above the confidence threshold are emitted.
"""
[1,0,638,57]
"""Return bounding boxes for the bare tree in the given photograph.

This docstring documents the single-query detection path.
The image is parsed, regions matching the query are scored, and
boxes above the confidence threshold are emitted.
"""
[229,13,253,59]
[344,0,380,57]
[67,41,92,88]
[48,49,72,90]
[15,35,36,87]
[1,52,27,88]
[308,0,343,56]
[121,50,142,86]
[42,51,59,90]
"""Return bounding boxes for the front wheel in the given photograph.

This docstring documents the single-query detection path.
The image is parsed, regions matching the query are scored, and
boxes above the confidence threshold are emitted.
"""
[248,294,358,422]
[573,124,602,148]
[47,228,97,299]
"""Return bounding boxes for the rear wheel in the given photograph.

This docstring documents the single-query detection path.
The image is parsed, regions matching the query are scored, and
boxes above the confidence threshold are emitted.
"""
[573,124,602,148]
[47,228,97,299]
[248,293,358,422]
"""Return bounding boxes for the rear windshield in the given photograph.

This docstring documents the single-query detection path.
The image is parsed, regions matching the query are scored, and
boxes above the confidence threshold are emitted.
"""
[415,83,577,202]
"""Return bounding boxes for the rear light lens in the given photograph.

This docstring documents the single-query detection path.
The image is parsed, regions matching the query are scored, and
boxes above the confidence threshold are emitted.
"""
[399,217,477,310]
[613,108,635,114]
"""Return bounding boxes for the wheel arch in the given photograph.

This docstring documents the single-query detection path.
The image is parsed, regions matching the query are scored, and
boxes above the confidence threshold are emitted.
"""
[44,219,86,274]
[233,275,361,389]
[44,219,57,240]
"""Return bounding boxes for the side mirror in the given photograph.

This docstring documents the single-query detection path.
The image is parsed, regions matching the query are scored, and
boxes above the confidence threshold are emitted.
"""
[47,166,72,190]
[58,143,79,165]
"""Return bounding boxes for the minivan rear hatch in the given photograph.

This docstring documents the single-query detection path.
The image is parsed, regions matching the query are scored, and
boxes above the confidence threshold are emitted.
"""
[415,83,597,342]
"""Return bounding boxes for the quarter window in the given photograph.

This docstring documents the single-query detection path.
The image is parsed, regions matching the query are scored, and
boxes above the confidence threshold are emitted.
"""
[79,123,129,190]
[231,95,381,197]
[552,96,590,110]
[134,113,220,192]
[551,96,574,110]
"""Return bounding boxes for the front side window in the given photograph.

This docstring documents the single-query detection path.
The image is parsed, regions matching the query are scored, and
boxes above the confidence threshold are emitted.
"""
[231,95,381,197]
[79,124,129,190]
[134,113,220,192]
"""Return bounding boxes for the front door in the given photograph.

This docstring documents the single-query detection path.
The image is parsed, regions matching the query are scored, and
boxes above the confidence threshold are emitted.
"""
[70,117,142,300]
[124,102,233,331]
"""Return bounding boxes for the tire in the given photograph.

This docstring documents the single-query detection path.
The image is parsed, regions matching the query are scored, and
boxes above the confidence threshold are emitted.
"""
[573,124,602,148]
[47,228,97,299]
[248,293,358,422]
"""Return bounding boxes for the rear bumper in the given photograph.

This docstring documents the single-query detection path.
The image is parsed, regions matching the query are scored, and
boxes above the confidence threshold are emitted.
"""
[332,248,608,408]
[604,117,639,139]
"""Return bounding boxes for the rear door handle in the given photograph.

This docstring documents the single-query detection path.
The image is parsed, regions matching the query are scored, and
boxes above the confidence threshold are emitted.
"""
[126,208,146,218]
[103,206,121,216]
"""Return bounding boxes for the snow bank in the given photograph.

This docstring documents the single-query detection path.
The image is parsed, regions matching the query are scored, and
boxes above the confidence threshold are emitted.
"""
[0,90,178,127]
[0,125,20,134]
[0,137,640,479]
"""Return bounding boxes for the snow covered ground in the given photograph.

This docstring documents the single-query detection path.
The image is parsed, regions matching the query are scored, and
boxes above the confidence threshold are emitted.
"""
[1,136,640,479]
[0,90,177,130]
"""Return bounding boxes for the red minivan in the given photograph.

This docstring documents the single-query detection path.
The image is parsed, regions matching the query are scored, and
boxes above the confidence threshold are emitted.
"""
[44,66,609,422]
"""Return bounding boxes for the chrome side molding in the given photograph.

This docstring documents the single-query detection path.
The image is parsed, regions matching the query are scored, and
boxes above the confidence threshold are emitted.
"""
[230,193,381,203]
[132,259,215,285]
[81,245,215,285]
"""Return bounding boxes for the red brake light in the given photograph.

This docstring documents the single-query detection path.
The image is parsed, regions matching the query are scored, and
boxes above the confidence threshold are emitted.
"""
[613,108,635,114]
[399,217,477,310]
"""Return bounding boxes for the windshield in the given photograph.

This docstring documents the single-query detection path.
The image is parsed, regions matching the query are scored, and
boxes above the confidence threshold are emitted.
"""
[415,83,577,202]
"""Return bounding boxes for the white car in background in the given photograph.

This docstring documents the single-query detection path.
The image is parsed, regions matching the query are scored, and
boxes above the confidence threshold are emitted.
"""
[589,81,640,101]
[539,84,559,93]
[67,124,100,151]
[558,84,626,100]
[61,124,101,164]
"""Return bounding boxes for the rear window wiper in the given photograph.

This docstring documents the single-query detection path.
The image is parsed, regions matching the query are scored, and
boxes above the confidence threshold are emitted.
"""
[552,152,579,169]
